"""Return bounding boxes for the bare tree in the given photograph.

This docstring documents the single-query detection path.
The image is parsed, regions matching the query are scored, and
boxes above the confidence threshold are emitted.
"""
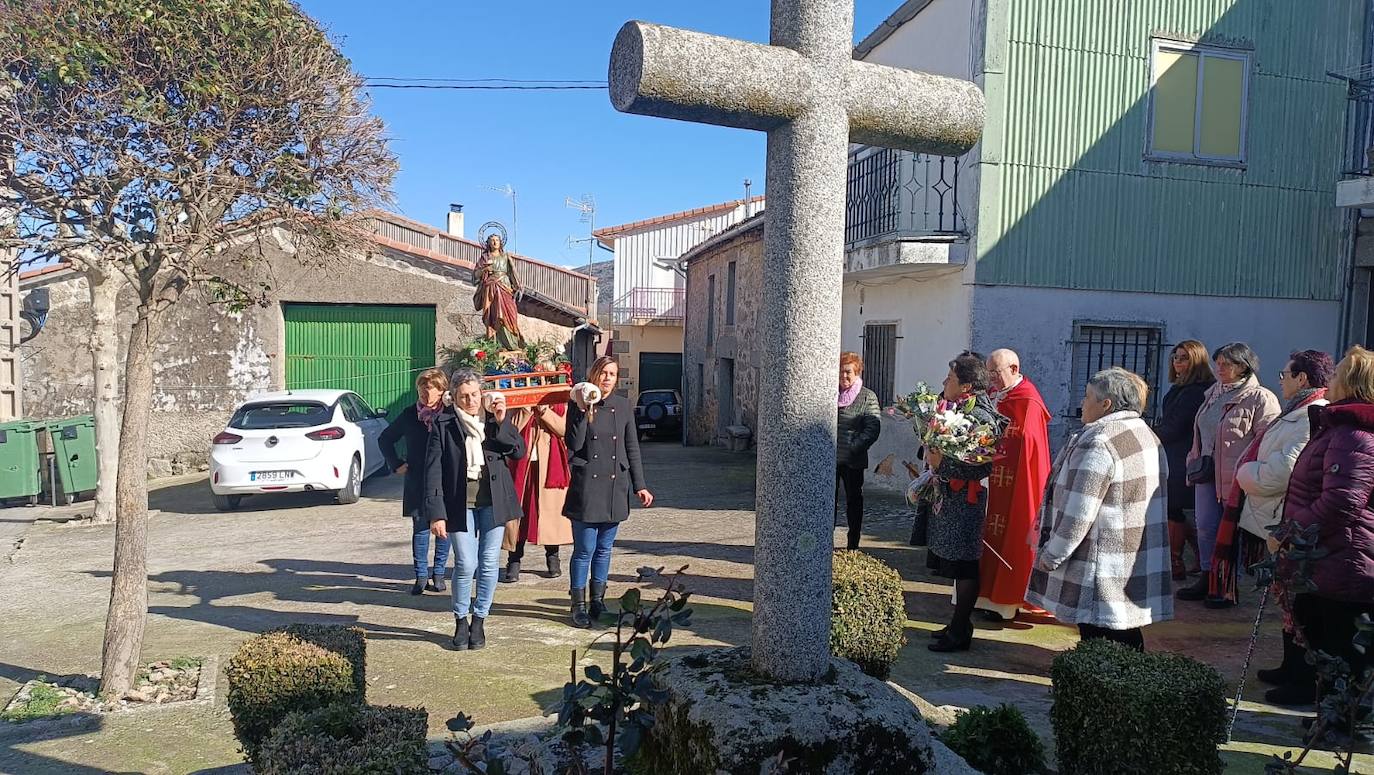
[0,0,395,697]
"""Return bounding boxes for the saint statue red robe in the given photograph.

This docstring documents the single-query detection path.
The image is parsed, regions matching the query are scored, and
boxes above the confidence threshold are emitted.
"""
[976,376,1052,618]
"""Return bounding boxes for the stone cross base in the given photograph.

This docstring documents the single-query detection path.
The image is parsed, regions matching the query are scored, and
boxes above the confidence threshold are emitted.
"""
[635,646,979,774]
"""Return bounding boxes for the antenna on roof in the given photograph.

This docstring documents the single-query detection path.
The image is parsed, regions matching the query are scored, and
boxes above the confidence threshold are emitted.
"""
[565,195,598,297]
[482,184,518,251]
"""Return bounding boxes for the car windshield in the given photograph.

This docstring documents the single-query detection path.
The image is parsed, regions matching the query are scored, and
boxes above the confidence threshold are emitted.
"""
[230,401,332,429]
[639,391,677,405]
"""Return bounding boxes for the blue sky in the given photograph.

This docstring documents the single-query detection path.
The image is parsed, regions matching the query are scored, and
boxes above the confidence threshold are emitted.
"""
[296,1,898,268]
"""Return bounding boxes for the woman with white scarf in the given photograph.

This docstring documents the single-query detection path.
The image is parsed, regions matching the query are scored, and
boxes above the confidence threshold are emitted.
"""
[425,368,526,651]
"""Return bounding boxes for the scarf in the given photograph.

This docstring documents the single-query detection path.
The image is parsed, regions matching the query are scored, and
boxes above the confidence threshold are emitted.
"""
[1208,387,1327,603]
[417,401,442,432]
[455,408,486,481]
[838,377,864,408]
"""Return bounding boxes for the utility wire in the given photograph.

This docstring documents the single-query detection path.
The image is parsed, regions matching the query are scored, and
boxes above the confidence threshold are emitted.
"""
[363,83,605,90]
[362,75,607,91]
[367,76,605,84]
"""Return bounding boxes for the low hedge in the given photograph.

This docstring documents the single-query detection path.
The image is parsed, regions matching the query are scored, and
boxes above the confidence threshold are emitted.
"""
[256,702,428,775]
[226,624,367,764]
[941,703,1046,775]
[1050,638,1226,775]
[831,550,907,679]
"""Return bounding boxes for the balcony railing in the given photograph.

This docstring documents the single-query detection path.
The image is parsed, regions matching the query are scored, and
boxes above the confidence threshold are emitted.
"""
[844,147,965,247]
[367,213,596,319]
[610,287,685,325]
[1339,75,1374,177]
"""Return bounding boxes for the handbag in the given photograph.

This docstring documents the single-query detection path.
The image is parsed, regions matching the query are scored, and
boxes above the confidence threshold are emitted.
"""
[1186,455,1215,486]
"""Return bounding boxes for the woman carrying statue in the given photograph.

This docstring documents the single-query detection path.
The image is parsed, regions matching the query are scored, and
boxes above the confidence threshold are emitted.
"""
[474,228,526,350]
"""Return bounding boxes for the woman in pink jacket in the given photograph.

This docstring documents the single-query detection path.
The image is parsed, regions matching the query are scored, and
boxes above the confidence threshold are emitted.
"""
[1178,342,1279,601]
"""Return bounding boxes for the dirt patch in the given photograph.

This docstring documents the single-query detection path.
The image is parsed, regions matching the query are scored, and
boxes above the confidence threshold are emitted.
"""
[2,657,206,722]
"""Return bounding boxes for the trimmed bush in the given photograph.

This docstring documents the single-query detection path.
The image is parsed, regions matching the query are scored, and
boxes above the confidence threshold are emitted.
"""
[1050,638,1227,775]
[226,624,367,764]
[941,703,1046,775]
[256,702,428,775]
[831,550,907,679]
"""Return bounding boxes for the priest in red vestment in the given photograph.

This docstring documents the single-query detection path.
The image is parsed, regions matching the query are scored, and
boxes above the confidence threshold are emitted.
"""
[975,349,1053,620]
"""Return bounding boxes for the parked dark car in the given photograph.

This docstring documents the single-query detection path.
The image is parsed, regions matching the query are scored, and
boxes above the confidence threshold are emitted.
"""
[635,389,683,440]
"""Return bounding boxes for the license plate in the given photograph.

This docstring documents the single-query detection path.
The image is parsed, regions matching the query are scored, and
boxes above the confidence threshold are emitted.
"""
[637,423,655,430]
[250,470,294,482]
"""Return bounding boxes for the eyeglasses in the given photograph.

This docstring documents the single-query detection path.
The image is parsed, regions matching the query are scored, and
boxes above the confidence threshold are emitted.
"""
[1278,371,1294,380]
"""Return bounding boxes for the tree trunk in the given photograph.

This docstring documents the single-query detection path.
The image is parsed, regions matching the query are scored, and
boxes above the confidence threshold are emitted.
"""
[87,271,123,525]
[98,311,159,699]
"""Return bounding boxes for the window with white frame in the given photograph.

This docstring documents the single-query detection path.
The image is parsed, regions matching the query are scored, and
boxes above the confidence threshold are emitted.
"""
[1148,39,1249,164]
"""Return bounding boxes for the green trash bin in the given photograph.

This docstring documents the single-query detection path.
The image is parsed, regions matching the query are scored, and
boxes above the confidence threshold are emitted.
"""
[47,415,97,505]
[0,420,44,505]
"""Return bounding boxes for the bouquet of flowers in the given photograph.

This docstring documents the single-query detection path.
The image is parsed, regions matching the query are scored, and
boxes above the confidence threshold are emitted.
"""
[894,381,1004,544]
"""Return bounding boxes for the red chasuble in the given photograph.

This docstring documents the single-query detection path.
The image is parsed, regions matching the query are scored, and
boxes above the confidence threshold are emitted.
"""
[981,377,1052,607]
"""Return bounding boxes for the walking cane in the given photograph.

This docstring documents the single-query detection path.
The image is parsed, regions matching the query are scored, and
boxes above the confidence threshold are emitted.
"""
[1226,583,1270,743]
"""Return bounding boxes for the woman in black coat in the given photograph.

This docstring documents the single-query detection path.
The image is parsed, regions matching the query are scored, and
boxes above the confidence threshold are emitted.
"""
[424,368,526,651]
[380,368,452,596]
[562,356,654,627]
[1153,340,1214,580]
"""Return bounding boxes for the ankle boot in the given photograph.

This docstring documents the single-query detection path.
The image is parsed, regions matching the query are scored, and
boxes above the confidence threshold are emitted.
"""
[429,571,446,593]
[928,620,973,653]
[411,576,427,596]
[589,581,608,620]
[500,561,520,584]
[468,615,487,650]
[546,552,562,579]
[1259,631,1306,686]
[1168,521,1188,581]
[451,615,470,651]
[569,589,591,628]
[1176,575,1209,601]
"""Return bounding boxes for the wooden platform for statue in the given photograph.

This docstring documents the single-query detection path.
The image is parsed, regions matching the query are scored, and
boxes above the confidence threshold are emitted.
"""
[481,370,572,408]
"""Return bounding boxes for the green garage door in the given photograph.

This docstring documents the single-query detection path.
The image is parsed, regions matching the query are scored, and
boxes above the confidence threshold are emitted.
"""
[283,303,436,420]
[638,352,683,394]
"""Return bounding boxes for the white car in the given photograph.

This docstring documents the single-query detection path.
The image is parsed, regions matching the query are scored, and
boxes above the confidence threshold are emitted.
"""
[208,389,390,511]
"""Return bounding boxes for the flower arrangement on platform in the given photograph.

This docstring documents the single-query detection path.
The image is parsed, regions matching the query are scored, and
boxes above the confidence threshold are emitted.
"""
[441,337,569,378]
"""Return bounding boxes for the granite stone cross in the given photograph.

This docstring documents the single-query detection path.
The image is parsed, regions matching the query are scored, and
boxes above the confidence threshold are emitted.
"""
[610,0,984,683]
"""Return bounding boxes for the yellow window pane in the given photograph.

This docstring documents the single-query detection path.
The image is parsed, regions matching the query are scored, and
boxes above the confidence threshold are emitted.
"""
[1200,55,1244,158]
[1152,50,1199,155]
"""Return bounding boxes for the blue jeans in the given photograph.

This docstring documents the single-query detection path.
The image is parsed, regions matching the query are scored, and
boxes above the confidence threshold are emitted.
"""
[570,520,619,590]
[451,507,504,618]
[1194,483,1222,571]
[411,512,451,579]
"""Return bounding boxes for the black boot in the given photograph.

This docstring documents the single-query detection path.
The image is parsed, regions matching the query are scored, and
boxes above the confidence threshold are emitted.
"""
[1265,680,1317,707]
[929,621,973,653]
[1176,575,1209,601]
[411,576,426,595]
[589,581,608,621]
[468,616,487,650]
[546,551,562,579]
[451,615,470,651]
[1258,630,1305,686]
[569,589,591,628]
[500,561,520,584]
[429,571,446,593]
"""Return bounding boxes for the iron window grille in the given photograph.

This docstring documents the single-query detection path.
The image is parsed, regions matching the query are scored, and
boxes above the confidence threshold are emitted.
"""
[861,323,898,407]
[1068,323,1166,422]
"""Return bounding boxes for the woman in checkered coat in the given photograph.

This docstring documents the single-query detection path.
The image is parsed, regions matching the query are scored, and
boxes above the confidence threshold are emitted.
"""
[1027,367,1175,651]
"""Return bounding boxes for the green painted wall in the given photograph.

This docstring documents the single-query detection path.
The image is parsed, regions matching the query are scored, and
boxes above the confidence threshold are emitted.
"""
[283,303,436,420]
[975,0,1365,300]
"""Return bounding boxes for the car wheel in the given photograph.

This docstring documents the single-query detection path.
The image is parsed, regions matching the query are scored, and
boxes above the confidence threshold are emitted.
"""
[337,457,361,505]
[212,493,242,511]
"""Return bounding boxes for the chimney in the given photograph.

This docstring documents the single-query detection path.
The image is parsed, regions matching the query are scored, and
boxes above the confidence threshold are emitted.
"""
[447,203,465,238]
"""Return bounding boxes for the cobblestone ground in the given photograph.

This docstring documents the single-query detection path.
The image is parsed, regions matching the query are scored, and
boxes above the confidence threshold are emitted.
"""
[0,443,1365,774]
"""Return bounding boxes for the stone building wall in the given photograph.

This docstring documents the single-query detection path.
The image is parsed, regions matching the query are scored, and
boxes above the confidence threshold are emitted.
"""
[19,228,572,477]
[682,221,764,447]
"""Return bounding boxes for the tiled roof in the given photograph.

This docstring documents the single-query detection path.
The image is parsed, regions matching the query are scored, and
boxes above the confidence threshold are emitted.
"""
[593,196,766,248]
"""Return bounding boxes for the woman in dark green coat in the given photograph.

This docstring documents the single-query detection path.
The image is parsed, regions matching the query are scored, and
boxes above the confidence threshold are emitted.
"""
[837,352,882,550]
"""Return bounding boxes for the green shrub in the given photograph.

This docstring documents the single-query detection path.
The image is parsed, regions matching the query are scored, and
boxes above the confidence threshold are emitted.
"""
[941,703,1046,775]
[226,624,367,764]
[256,702,428,775]
[1050,638,1227,775]
[830,550,907,679]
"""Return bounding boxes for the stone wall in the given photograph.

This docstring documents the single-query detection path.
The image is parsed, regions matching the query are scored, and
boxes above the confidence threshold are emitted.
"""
[19,228,573,478]
[683,223,764,447]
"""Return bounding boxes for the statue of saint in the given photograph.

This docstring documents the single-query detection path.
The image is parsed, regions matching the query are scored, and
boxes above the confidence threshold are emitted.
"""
[472,231,526,350]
